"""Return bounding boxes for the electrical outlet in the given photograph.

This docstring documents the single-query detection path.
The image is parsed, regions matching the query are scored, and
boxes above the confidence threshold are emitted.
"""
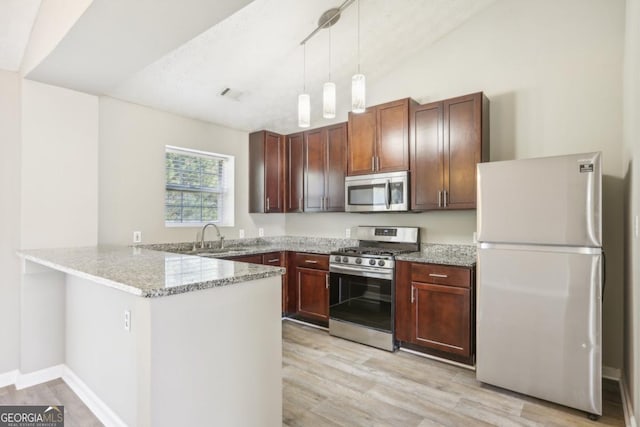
[258,228,264,237]
[124,310,131,332]
[239,229,245,239]
[133,231,142,243]
[345,228,351,238]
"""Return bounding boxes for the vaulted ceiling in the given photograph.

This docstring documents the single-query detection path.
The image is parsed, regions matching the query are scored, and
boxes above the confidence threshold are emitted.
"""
[6,0,497,134]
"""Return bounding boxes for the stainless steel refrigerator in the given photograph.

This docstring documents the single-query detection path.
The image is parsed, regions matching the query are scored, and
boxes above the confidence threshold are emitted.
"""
[476,152,603,417]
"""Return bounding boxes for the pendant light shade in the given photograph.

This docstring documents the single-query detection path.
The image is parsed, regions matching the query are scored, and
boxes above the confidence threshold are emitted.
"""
[298,93,310,128]
[351,0,366,113]
[351,74,366,113]
[323,82,336,119]
[298,43,310,128]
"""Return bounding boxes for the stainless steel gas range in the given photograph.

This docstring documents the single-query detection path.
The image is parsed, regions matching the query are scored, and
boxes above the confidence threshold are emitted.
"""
[328,226,420,351]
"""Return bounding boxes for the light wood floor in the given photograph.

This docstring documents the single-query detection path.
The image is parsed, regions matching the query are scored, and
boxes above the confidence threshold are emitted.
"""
[282,320,625,427]
[0,322,625,427]
[0,378,102,427]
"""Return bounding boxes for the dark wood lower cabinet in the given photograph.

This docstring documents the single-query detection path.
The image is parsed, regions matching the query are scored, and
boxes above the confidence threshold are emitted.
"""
[412,282,470,356]
[296,267,329,322]
[225,254,263,264]
[395,260,475,365]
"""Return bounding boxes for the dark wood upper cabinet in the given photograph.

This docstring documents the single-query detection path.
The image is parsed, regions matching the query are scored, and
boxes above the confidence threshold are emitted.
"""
[304,128,325,212]
[324,124,348,211]
[303,123,347,212]
[411,92,489,211]
[249,130,285,213]
[286,133,304,213]
[347,108,377,175]
[411,102,444,210]
[348,98,416,176]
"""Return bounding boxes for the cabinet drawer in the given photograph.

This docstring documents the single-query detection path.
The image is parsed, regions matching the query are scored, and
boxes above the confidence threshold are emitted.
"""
[226,254,263,265]
[411,263,471,288]
[294,253,329,270]
[262,252,284,266]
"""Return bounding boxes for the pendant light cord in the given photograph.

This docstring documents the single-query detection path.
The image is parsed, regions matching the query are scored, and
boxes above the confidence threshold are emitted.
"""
[303,42,307,92]
[357,0,360,74]
[329,28,332,81]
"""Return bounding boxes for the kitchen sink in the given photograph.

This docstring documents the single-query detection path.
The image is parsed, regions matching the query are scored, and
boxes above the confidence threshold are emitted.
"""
[175,248,245,257]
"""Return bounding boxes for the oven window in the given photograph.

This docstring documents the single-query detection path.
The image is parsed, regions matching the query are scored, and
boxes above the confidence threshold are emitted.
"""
[348,184,386,206]
[329,273,392,332]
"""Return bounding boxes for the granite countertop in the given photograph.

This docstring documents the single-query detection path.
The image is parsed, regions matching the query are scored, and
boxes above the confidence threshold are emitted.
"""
[142,236,358,257]
[17,246,285,298]
[395,244,477,267]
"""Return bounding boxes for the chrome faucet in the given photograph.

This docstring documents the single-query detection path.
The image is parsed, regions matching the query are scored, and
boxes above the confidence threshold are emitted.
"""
[199,223,224,249]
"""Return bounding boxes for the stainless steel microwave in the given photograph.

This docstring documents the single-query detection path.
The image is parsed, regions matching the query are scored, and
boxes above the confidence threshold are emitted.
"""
[345,171,409,212]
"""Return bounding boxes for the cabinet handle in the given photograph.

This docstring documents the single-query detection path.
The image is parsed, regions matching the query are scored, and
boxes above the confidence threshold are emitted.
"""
[411,286,415,304]
[266,197,270,210]
[299,197,303,210]
[443,190,448,208]
[325,274,329,289]
[305,260,318,264]
[324,197,328,210]
[376,156,380,171]
[321,197,324,210]
[429,273,448,278]
[267,258,279,263]
[438,191,442,208]
[371,157,375,171]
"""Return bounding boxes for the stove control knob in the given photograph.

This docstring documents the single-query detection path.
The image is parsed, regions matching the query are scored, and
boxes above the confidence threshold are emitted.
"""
[334,256,342,262]
[342,256,349,263]
[378,260,385,267]
[355,258,362,264]
[369,259,376,266]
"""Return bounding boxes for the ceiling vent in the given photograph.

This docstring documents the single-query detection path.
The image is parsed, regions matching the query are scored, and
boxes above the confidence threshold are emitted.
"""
[219,87,243,101]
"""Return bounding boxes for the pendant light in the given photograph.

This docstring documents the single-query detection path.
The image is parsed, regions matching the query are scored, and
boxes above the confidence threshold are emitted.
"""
[298,43,310,128]
[351,0,366,113]
[323,27,336,119]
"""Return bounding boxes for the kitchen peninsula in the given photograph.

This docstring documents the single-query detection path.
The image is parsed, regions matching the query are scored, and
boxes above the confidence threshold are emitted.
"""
[17,246,284,427]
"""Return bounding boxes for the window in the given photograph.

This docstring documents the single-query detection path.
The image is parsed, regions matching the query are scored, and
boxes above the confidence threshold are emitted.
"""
[165,146,234,226]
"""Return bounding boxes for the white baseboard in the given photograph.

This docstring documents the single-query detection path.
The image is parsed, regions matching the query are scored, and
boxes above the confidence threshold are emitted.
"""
[603,365,622,381]
[0,370,19,388]
[62,366,127,427]
[15,365,64,389]
[620,376,638,427]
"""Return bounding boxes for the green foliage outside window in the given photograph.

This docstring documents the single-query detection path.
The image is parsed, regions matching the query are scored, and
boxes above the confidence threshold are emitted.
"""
[165,149,227,224]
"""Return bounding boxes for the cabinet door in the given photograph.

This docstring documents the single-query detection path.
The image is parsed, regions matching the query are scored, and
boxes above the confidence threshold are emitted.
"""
[443,93,482,209]
[411,101,443,211]
[304,129,326,212]
[347,109,376,175]
[286,133,304,212]
[264,131,284,213]
[297,267,329,321]
[394,261,413,342]
[248,132,266,213]
[324,123,347,211]
[412,281,471,357]
[376,99,410,173]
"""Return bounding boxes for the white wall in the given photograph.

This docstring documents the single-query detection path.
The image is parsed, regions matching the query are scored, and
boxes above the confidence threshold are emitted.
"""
[98,96,285,246]
[285,0,626,370]
[0,71,22,374]
[623,0,640,422]
[21,80,99,249]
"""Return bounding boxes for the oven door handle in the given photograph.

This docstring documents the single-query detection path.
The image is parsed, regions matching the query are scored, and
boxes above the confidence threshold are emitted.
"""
[384,179,391,210]
[329,264,393,280]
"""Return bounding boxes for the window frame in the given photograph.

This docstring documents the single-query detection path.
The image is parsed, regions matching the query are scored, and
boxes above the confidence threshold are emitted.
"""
[164,145,235,227]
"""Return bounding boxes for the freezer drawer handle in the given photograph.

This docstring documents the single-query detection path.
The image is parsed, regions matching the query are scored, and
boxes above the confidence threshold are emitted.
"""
[428,273,448,278]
